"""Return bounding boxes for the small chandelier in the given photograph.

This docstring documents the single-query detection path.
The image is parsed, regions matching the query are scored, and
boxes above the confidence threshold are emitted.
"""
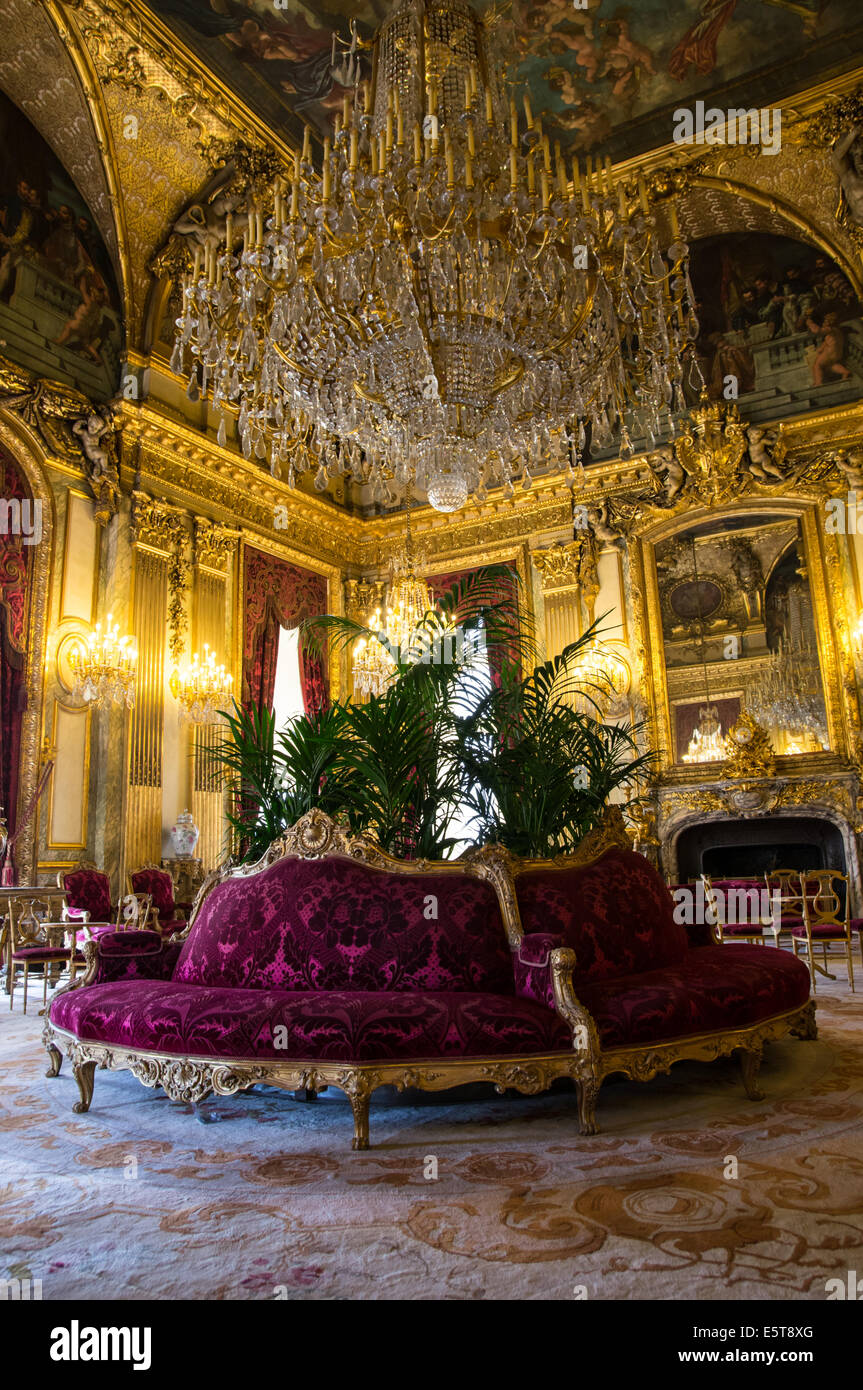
[70,614,137,708]
[172,0,697,513]
[569,642,630,716]
[352,513,434,696]
[169,645,233,724]
[352,608,398,697]
[682,703,728,765]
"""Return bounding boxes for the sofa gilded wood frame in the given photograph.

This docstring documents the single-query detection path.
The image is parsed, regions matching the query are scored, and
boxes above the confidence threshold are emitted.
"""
[42,808,816,1148]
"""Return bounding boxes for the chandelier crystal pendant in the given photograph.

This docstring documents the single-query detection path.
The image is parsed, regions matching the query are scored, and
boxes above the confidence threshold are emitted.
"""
[169,645,234,724]
[69,615,138,708]
[172,0,698,513]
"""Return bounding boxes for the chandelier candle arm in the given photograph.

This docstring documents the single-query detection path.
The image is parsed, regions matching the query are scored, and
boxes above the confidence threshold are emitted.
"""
[171,0,697,513]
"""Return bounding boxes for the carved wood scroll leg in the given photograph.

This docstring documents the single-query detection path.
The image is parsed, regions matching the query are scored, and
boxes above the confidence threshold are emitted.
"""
[575,1077,600,1136]
[343,1076,371,1151]
[737,1045,765,1102]
[790,999,818,1041]
[71,1058,97,1113]
[44,1042,63,1078]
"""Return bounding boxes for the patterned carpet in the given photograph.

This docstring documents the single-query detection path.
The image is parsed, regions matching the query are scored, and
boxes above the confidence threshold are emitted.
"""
[2,966,862,1301]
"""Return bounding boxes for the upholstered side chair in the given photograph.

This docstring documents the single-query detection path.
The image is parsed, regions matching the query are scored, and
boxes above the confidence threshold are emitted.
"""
[128,864,187,937]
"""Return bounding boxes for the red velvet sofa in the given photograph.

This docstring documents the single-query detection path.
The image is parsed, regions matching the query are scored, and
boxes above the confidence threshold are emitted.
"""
[43,810,816,1148]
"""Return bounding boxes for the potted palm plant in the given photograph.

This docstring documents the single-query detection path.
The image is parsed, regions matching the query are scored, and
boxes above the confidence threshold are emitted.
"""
[210,567,651,862]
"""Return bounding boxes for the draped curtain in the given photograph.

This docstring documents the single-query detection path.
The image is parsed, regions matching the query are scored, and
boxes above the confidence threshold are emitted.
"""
[427,563,520,688]
[242,546,329,717]
[0,448,32,881]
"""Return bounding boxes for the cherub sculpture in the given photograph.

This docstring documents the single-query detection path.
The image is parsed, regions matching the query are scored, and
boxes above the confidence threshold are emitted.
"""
[744,425,786,484]
[648,444,686,504]
[72,406,120,525]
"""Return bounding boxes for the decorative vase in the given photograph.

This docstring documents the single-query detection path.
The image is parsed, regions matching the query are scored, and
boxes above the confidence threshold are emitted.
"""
[170,809,199,859]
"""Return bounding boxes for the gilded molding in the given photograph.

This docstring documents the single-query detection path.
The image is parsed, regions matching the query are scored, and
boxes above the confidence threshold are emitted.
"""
[193,518,236,575]
[130,489,187,553]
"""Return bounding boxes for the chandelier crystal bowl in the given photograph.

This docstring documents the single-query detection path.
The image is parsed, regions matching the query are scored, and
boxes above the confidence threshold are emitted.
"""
[172,0,697,512]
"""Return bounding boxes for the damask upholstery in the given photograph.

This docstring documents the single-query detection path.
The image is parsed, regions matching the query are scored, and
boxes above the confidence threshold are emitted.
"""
[512,933,565,1011]
[576,945,810,1050]
[50,979,572,1061]
[174,856,514,995]
[515,848,690,983]
[62,868,113,923]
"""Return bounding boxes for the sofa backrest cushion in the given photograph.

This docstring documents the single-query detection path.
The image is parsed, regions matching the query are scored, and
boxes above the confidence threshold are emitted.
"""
[515,847,689,982]
[173,854,514,994]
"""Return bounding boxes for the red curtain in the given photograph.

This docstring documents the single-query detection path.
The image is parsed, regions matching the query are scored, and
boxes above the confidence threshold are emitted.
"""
[242,546,329,717]
[0,448,32,881]
[428,563,520,688]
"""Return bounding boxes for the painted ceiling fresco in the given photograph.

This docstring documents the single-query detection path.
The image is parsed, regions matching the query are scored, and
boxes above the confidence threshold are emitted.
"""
[139,0,863,156]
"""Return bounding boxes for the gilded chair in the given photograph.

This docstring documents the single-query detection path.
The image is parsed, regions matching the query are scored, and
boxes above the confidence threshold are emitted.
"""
[791,869,855,992]
[128,864,186,936]
[764,870,809,941]
[7,891,78,1014]
[701,876,777,945]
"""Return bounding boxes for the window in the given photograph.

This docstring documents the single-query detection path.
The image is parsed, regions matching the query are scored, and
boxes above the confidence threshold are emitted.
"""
[448,624,492,853]
[271,626,305,729]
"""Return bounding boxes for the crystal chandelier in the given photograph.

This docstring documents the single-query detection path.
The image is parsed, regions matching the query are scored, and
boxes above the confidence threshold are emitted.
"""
[69,615,137,708]
[569,642,631,717]
[747,633,827,746]
[681,703,728,765]
[169,645,234,724]
[352,608,398,697]
[352,513,434,696]
[172,0,697,513]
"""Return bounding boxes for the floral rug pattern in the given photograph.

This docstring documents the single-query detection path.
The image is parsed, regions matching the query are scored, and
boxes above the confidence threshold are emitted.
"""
[2,969,862,1300]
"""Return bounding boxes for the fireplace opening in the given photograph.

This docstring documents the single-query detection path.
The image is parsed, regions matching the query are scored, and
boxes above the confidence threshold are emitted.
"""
[676,816,845,881]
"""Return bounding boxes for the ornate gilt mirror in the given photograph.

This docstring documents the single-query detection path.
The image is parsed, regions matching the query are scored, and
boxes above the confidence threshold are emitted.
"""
[637,505,845,773]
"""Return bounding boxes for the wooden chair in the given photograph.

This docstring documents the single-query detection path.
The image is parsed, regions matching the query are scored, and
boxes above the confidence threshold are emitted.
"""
[701,876,778,945]
[7,891,78,1014]
[791,869,855,993]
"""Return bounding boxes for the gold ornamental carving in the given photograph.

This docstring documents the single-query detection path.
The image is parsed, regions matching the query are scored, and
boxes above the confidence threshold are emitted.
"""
[194,518,236,574]
[532,537,599,617]
[724,711,777,780]
[344,579,387,624]
[130,490,187,554]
